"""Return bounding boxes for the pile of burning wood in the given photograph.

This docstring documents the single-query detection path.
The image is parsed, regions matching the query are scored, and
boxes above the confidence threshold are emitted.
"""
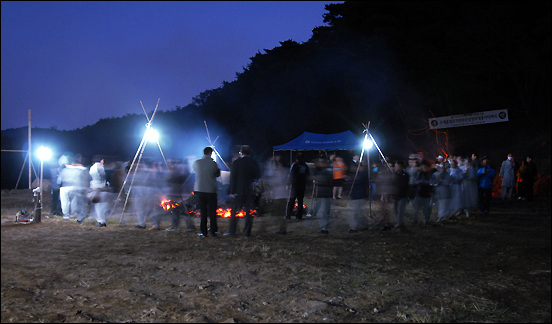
[155,192,259,218]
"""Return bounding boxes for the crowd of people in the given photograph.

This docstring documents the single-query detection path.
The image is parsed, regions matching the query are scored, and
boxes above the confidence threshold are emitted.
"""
[47,147,539,238]
[273,151,539,234]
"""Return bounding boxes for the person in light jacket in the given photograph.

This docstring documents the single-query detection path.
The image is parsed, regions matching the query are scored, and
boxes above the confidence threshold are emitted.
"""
[89,155,109,227]
[193,147,221,237]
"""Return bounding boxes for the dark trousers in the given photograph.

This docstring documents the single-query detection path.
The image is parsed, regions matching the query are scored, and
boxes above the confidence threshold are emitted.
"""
[197,192,218,235]
[519,181,535,201]
[478,188,493,213]
[286,186,306,219]
[170,207,196,230]
[229,193,255,236]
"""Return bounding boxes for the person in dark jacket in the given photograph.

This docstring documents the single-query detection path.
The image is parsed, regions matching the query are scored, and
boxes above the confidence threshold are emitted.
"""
[518,155,538,201]
[477,156,496,214]
[392,160,410,228]
[411,160,433,224]
[225,145,261,237]
[285,152,310,220]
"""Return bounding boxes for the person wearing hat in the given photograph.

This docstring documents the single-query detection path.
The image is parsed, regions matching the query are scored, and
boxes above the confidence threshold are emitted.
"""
[436,155,450,170]
[476,156,496,214]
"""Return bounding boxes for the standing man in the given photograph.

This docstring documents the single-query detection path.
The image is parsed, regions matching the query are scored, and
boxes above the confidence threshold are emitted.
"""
[89,155,109,227]
[193,147,221,237]
[499,153,516,201]
[477,156,496,214]
[226,145,261,237]
[285,152,310,220]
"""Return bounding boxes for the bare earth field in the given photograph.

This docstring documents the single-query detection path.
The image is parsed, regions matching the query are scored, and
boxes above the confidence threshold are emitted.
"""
[1,189,550,323]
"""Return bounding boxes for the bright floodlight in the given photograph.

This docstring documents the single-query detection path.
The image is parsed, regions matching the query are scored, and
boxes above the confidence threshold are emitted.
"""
[145,127,159,142]
[363,137,373,150]
[37,146,52,161]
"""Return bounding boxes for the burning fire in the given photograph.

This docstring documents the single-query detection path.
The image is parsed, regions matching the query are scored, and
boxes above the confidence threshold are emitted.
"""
[159,199,180,211]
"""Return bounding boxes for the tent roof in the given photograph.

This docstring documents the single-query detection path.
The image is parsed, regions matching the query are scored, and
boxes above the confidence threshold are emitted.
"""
[273,130,362,151]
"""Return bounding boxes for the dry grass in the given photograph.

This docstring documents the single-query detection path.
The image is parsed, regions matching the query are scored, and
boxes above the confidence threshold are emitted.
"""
[2,189,551,323]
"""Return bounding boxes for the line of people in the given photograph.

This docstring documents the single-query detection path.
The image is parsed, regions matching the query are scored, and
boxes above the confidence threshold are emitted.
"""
[48,148,538,238]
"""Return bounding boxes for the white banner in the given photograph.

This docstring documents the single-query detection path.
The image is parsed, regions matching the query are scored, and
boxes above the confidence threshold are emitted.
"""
[428,109,508,129]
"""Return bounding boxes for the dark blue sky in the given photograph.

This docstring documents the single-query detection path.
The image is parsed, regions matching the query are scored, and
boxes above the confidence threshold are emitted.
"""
[1,1,341,130]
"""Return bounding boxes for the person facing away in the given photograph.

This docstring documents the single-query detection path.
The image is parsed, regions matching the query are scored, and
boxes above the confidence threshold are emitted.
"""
[193,147,221,237]
[226,145,261,237]
[285,152,310,220]
[477,156,496,214]
[500,153,516,201]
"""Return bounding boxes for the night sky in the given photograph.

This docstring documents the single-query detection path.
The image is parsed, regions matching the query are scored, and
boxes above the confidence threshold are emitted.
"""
[1,1,341,130]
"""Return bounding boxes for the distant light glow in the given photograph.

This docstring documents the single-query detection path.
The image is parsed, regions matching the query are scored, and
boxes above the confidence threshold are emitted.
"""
[145,127,159,143]
[37,146,52,161]
[211,150,216,161]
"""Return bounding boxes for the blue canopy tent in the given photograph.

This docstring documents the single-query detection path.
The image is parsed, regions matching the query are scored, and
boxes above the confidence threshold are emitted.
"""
[273,130,363,164]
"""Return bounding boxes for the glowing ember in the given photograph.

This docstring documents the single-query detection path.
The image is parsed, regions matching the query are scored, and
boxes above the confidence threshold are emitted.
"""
[216,208,258,218]
[294,203,307,209]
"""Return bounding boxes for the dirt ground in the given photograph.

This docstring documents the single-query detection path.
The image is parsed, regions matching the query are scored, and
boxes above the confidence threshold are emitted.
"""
[1,188,550,323]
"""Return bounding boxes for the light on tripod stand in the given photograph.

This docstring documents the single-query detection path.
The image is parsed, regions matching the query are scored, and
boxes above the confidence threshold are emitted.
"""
[36,146,52,223]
